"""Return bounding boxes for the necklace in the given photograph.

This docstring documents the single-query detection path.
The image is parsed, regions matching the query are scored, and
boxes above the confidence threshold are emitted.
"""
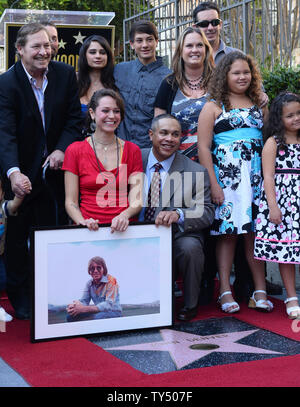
[91,134,120,179]
[185,75,204,90]
[93,136,116,152]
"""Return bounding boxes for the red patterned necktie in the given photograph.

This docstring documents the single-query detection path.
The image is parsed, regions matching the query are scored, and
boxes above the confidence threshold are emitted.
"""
[144,162,162,221]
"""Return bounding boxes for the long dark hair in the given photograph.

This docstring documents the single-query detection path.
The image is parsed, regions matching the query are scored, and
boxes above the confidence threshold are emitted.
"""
[77,35,117,97]
[263,91,300,147]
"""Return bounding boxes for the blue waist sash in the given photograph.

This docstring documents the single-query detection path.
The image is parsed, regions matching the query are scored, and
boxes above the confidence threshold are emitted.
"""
[214,127,262,146]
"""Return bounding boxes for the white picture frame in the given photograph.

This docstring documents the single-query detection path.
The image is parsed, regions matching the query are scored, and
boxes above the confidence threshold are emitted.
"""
[31,223,173,342]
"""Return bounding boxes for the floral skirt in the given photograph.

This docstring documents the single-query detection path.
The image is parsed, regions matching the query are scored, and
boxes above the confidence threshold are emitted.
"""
[254,172,300,263]
[210,138,262,235]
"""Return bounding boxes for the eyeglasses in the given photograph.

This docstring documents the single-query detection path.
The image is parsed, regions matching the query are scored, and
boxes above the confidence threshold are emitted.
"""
[195,18,221,28]
[89,265,103,274]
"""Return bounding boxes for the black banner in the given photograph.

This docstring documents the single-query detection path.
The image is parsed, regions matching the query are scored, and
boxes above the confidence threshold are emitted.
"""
[5,23,115,71]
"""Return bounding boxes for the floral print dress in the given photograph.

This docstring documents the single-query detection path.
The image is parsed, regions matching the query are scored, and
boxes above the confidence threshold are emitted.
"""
[210,105,264,235]
[254,140,300,263]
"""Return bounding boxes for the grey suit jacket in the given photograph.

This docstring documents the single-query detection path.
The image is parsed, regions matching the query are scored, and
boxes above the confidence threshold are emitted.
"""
[141,149,215,239]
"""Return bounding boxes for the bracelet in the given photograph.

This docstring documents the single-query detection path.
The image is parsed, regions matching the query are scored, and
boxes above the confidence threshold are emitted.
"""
[3,201,9,218]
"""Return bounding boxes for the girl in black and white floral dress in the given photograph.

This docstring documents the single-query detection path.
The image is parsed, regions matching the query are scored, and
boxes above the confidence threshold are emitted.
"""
[254,92,300,319]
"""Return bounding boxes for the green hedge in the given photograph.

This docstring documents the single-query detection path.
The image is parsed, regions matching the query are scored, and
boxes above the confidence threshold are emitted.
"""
[261,64,300,103]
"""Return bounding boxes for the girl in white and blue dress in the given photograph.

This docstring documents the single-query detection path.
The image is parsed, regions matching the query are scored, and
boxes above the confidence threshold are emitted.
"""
[198,51,272,314]
[254,92,300,319]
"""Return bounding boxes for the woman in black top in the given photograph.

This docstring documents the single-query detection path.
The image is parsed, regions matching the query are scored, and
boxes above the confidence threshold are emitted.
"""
[154,26,214,161]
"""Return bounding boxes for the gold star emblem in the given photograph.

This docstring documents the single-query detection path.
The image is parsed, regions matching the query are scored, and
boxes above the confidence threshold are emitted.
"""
[73,31,86,44]
[58,39,67,49]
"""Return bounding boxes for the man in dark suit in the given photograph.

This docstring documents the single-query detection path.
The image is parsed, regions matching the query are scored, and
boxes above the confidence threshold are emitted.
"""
[0,23,82,319]
[140,114,215,321]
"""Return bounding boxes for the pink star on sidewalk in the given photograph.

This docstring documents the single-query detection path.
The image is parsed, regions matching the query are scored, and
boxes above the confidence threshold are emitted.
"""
[105,329,282,369]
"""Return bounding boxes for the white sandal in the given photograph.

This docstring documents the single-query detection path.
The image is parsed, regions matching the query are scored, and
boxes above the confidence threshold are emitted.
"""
[218,291,240,313]
[248,290,273,312]
[0,306,13,322]
[284,297,300,319]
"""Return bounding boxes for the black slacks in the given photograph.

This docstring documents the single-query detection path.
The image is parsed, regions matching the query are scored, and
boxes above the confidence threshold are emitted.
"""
[4,170,67,313]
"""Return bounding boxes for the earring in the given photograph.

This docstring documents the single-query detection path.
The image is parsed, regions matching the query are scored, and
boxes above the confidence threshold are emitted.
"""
[90,119,96,132]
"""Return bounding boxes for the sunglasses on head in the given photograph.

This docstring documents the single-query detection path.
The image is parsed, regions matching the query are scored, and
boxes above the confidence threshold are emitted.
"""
[195,18,221,28]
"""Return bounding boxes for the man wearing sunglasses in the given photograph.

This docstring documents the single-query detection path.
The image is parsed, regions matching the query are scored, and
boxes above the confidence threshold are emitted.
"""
[192,1,239,65]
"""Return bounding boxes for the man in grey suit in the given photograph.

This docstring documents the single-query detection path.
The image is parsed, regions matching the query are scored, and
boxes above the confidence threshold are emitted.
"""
[140,114,214,321]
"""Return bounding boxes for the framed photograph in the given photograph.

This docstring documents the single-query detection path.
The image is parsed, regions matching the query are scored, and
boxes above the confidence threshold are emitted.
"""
[31,223,173,342]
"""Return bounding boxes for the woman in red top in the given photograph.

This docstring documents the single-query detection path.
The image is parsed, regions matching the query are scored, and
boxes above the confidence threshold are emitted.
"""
[63,89,143,232]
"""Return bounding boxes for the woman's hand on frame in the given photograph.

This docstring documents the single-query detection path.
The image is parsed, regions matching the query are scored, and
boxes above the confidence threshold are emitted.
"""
[110,212,129,233]
[80,218,99,231]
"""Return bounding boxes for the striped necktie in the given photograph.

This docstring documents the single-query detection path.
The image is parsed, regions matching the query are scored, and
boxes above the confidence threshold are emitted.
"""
[144,162,162,221]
